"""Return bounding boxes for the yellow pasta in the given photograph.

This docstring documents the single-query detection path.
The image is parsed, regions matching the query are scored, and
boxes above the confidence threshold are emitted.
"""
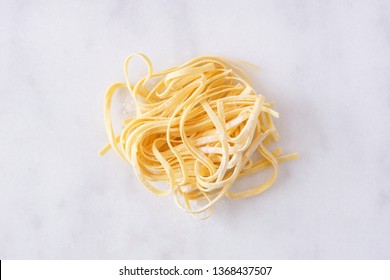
[100,53,299,218]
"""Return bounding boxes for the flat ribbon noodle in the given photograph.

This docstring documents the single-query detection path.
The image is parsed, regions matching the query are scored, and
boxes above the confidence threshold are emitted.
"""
[100,53,299,217]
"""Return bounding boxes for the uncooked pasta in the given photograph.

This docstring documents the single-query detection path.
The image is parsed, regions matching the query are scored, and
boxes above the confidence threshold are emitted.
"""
[100,53,298,218]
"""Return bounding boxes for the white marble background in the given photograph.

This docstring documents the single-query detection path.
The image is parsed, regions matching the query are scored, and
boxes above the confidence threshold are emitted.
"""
[1,0,389,259]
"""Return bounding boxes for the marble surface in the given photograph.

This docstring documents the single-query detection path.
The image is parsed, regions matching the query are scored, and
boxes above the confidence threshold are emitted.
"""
[1,0,390,259]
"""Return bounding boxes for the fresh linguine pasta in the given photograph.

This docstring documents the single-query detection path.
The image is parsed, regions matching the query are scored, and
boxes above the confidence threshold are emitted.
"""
[100,53,298,217]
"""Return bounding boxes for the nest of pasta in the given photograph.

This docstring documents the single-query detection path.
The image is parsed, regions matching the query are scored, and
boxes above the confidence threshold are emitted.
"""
[101,54,298,218]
